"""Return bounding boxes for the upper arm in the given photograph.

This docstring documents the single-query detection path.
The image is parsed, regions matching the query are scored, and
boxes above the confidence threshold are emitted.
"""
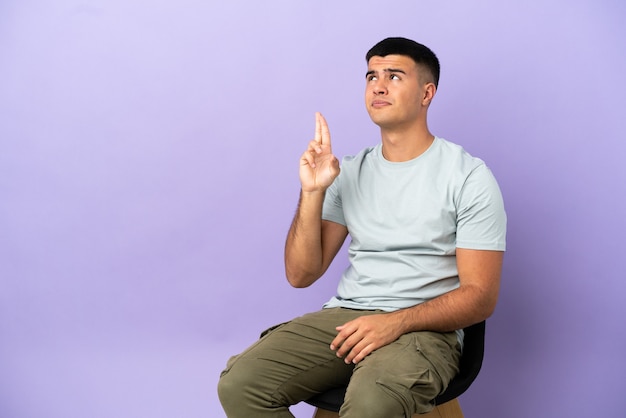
[456,248,504,316]
[320,220,349,275]
[454,165,506,316]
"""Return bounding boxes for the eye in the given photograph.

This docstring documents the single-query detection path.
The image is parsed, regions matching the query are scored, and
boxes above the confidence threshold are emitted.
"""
[390,73,400,80]
[367,75,378,82]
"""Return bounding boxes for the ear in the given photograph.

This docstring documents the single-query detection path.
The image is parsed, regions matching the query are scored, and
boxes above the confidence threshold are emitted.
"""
[422,82,437,106]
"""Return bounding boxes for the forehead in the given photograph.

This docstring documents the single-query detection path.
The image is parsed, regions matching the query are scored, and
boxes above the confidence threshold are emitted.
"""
[367,54,417,72]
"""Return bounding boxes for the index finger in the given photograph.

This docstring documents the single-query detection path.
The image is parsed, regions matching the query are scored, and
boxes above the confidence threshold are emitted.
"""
[315,112,331,147]
[329,323,353,352]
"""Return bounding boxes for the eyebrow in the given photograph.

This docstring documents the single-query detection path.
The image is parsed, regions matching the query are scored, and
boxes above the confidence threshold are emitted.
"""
[365,68,407,78]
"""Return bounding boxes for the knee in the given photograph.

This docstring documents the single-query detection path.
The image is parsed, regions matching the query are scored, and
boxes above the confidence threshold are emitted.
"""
[341,378,407,418]
[341,367,441,417]
[217,357,260,412]
[344,395,398,417]
[218,357,282,414]
[217,364,242,411]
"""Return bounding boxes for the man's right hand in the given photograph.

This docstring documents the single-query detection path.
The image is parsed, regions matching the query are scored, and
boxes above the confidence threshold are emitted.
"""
[285,112,347,288]
[299,112,340,192]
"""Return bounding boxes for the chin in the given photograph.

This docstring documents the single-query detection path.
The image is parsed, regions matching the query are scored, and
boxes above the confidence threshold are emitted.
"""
[367,111,388,125]
[369,115,395,129]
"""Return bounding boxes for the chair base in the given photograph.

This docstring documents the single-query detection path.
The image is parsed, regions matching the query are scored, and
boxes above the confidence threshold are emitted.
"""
[312,398,463,418]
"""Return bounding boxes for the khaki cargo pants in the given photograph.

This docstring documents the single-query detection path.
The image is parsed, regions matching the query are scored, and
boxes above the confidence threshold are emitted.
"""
[218,308,461,418]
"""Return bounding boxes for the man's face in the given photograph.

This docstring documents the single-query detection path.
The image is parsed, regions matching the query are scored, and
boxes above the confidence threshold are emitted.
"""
[364,54,429,129]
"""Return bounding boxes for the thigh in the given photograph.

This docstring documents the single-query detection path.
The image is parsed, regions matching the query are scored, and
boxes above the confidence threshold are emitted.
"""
[345,331,461,415]
[220,308,366,405]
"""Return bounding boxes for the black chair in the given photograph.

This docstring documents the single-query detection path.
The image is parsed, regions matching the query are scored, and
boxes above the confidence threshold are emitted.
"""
[305,321,486,417]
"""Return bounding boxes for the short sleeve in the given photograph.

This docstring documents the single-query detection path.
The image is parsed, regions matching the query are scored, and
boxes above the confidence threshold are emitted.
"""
[455,164,507,250]
[322,174,346,226]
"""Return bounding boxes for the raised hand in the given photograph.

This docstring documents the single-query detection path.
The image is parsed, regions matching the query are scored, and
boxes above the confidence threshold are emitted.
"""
[299,112,340,192]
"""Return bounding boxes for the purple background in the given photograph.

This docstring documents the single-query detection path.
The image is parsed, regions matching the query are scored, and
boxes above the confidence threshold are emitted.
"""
[1,1,625,417]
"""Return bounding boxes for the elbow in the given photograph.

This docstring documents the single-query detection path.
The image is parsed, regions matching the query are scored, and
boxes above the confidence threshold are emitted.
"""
[285,266,318,288]
[478,294,499,322]
[463,303,496,329]
[286,275,313,288]
[464,285,499,325]
[481,305,496,322]
[287,278,311,288]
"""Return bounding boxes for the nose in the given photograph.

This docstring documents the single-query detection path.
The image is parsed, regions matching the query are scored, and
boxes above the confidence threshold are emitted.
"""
[372,78,387,95]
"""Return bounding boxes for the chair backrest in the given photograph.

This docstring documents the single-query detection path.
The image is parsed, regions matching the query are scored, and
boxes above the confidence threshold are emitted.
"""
[433,320,485,404]
[305,321,486,412]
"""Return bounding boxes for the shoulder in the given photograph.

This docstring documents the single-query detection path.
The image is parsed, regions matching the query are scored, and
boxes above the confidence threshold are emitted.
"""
[434,137,487,175]
[335,145,380,180]
[340,145,379,166]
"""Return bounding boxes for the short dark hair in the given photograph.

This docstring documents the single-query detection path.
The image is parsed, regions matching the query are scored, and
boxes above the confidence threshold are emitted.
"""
[366,37,440,87]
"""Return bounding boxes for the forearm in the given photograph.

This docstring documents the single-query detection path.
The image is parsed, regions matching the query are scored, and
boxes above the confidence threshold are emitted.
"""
[391,283,498,334]
[392,249,502,333]
[284,190,326,287]
[329,283,498,364]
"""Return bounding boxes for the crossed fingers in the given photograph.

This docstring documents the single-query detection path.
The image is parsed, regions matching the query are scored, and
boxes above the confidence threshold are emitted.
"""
[306,112,332,168]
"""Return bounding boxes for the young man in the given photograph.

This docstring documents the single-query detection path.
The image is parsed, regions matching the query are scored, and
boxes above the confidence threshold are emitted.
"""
[218,37,506,418]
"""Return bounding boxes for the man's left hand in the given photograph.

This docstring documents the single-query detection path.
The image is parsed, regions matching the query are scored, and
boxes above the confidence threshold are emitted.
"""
[330,313,404,364]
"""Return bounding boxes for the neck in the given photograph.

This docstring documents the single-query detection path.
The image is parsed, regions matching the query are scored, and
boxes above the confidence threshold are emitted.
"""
[380,126,435,162]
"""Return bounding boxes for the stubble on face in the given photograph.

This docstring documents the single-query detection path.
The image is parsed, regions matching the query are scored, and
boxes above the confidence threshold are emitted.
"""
[364,55,426,131]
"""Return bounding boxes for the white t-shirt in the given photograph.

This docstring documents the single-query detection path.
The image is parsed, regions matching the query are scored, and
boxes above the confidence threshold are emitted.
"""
[322,137,507,312]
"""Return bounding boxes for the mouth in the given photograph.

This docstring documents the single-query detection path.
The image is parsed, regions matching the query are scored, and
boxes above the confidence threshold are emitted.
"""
[371,100,391,108]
